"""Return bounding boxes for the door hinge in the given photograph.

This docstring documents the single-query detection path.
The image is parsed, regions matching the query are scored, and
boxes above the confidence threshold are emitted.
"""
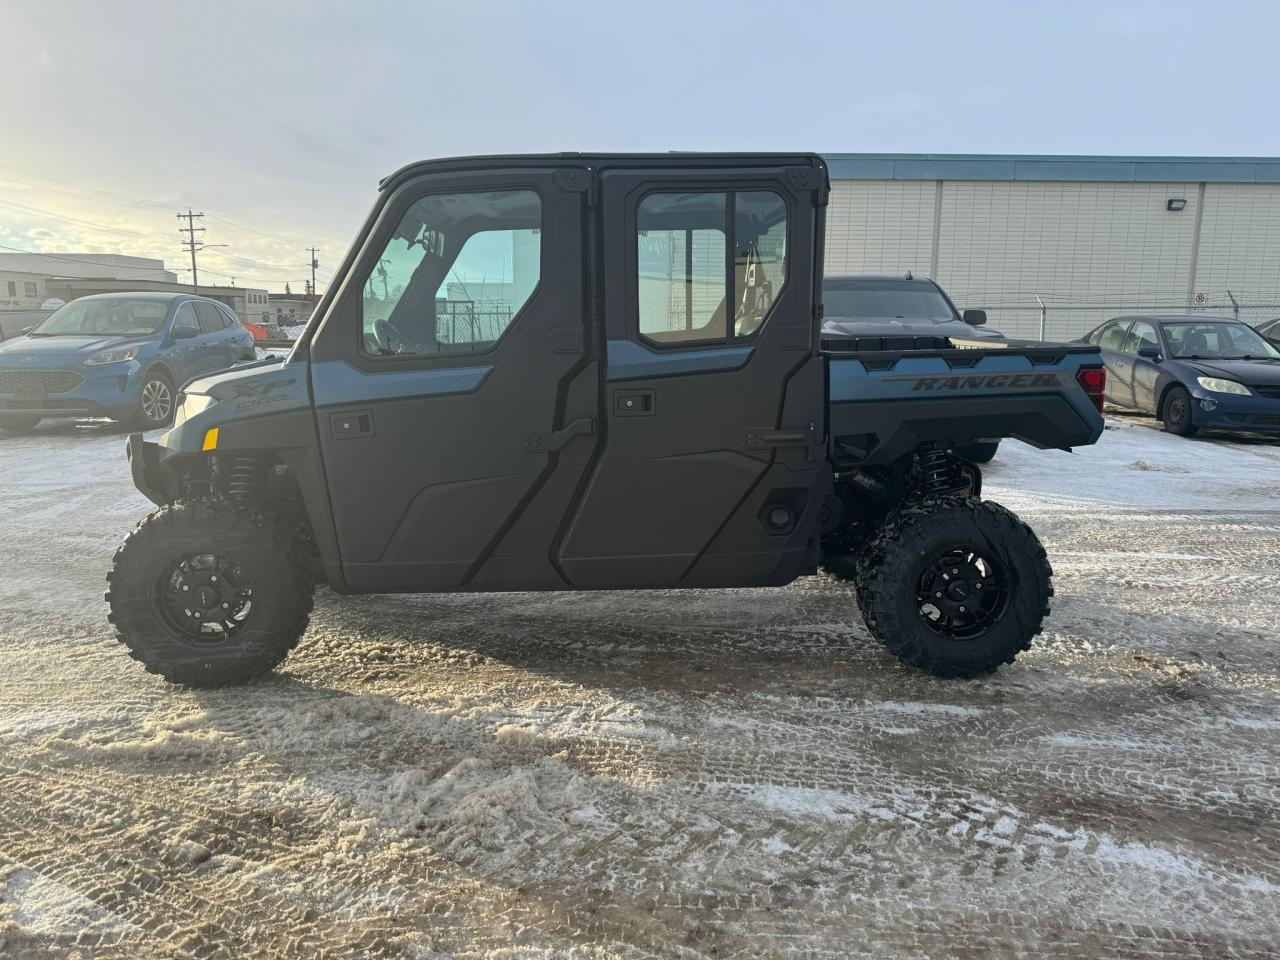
[520,417,596,453]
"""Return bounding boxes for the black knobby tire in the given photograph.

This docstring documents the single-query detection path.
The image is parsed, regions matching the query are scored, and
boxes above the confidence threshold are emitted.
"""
[136,369,176,429]
[855,496,1052,679]
[0,414,41,433]
[106,499,313,687]
[1161,386,1199,437]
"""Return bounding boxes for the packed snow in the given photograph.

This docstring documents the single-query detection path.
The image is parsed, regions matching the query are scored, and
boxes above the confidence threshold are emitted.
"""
[0,413,1277,958]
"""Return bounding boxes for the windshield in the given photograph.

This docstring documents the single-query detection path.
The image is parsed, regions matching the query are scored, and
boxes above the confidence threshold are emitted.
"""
[30,299,169,337]
[823,281,958,323]
[1163,322,1280,359]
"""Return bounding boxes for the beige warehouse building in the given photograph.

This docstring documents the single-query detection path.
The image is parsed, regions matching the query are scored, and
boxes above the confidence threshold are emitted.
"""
[823,154,1280,339]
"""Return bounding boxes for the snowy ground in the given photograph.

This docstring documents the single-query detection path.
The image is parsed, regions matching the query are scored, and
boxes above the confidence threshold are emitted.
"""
[0,415,1278,959]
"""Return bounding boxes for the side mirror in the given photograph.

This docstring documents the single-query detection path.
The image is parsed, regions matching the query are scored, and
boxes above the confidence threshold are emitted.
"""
[21,326,34,334]
[172,326,198,340]
[962,309,987,326]
[1138,345,1161,360]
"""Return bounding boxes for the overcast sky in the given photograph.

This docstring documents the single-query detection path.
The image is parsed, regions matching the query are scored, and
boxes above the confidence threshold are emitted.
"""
[1,0,1276,292]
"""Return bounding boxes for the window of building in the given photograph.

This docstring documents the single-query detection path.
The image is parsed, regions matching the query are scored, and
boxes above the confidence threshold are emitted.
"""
[24,282,38,297]
[5,281,15,297]
[636,190,787,345]
[361,188,541,358]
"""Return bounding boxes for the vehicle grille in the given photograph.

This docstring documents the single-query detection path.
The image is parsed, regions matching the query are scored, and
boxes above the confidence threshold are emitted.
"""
[0,369,85,394]
[1250,385,1280,400]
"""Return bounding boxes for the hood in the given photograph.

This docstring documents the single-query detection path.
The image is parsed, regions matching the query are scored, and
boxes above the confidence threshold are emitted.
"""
[183,357,309,406]
[821,317,1005,340]
[1181,357,1280,386]
[0,333,145,361]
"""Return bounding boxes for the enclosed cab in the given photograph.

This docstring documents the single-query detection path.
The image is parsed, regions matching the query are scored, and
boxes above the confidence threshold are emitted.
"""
[109,153,1104,688]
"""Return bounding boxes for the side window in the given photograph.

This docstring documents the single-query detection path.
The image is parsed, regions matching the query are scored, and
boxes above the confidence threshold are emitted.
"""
[1098,322,1129,352]
[172,303,199,337]
[1122,320,1157,354]
[194,302,227,332]
[361,189,541,358]
[219,304,241,327]
[636,190,788,345]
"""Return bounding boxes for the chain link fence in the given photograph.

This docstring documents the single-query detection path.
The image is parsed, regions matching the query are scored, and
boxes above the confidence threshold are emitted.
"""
[969,296,1280,343]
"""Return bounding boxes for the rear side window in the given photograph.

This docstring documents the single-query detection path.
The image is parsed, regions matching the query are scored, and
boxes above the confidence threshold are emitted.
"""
[361,189,542,358]
[1098,323,1129,352]
[636,190,788,345]
[194,302,228,332]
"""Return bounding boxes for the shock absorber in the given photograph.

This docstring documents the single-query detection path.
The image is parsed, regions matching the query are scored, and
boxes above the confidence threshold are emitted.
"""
[226,457,269,503]
[918,446,961,497]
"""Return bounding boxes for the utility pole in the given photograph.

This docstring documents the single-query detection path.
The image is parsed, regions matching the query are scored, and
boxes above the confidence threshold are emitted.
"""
[177,208,205,293]
[308,247,319,302]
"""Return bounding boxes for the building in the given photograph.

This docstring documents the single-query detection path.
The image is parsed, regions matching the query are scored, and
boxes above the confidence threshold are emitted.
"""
[823,154,1280,339]
[0,252,176,283]
[268,292,316,326]
[0,269,48,311]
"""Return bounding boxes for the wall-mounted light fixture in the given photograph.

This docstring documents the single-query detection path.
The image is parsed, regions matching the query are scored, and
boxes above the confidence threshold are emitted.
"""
[1167,198,1188,211]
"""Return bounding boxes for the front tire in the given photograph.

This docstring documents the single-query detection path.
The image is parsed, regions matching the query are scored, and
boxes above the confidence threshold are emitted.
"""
[106,500,313,687]
[1161,386,1199,437]
[136,370,175,429]
[856,496,1052,678]
[0,414,41,433]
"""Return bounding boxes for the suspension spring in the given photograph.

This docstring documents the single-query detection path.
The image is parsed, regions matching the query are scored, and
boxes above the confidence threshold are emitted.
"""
[919,447,960,496]
[226,457,269,503]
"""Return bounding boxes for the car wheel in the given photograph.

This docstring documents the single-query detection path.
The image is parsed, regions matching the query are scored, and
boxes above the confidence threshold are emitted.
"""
[137,370,176,429]
[0,414,41,433]
[1161,386,1199,437]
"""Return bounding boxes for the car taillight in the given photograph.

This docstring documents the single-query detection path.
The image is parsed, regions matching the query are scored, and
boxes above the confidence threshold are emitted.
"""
[1076,366,1106,413]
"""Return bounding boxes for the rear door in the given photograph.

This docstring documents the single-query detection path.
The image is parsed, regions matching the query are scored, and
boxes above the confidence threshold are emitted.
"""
[309,163,596,592]
[558,159,829,588]
[1095,320,1133,407]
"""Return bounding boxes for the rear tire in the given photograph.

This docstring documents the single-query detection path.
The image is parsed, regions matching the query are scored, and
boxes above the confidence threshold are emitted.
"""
[855,496,1052,678]
[0,414,41,433]
[1161,386,1199,437]
[106,499,313,687]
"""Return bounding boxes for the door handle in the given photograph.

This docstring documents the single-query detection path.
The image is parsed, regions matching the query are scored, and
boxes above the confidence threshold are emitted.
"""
[743,424,816,449]
[520,417,596,453]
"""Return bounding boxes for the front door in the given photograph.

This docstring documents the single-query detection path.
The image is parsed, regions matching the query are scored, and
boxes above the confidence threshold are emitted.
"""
[309,164,596,591]
[558,160,830,588]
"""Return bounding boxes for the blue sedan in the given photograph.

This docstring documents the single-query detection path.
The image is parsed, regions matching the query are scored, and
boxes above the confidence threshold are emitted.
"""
[0,292,256,432]
[1081,314,1280,437]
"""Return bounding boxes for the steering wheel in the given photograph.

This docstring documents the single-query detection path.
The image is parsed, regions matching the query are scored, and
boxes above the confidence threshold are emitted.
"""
[371,318,406,355]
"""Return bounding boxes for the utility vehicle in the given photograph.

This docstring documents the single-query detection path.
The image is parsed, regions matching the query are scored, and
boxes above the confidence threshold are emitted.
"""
[107,153,1106,687]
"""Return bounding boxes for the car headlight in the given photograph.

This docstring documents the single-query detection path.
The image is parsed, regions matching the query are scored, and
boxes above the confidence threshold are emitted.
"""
[173,392,218,428]
[1196,376,1250,396]
[85,345,141,365]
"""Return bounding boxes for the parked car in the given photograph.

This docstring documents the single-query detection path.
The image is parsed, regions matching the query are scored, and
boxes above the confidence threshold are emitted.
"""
[822,274,1005,462]
[0,292,256,432]
[1081,314,1280,436]
[1255,317,1280,347]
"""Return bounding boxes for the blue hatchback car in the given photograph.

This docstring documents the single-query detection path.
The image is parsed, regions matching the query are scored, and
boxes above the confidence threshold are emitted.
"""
[0,292,256,432]
[1082,314,1280,437]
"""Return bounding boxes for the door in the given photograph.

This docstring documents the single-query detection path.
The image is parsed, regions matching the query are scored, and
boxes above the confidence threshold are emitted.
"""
[558,161,829,589]
[1124,319,1161,412]
[166,302,207,381]
[193,301,236,370]
[310,165,596,592]
[1095,320,1133,407]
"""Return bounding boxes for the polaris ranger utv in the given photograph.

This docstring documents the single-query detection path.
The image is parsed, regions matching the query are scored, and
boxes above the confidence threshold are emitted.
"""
[108,153,1106,687]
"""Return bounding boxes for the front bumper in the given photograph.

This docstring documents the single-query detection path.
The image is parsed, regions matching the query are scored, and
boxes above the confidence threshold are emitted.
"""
[1189,389,1280,434]
[127,433,176,505]
[0,363,142,419]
